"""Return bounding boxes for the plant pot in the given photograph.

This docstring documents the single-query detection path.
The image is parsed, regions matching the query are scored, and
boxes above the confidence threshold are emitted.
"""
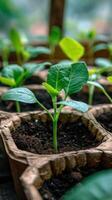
[0,110,111,199]
[89,104,112,135]
[70,79,112,106]
[20,144,112,200]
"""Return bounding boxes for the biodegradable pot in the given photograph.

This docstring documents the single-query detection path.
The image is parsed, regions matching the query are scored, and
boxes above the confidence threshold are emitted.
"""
[21,146,112,200]
[0,110,112,199]
[89,104,112,134]
[70,78,112,106]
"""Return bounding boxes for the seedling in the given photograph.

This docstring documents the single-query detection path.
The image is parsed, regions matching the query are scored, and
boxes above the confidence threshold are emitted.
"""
[9,28,51,65]
[0,62,50,112]
[49,26,61,55]
[88,67,112,105]
[2,62,90,152]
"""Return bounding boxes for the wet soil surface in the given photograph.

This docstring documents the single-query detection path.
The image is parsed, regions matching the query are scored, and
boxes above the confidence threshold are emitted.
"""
[12,119,100,154]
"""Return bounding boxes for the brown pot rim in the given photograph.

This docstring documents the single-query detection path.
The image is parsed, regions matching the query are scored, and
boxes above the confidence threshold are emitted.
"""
[0,110,111,166]
[20,147,112,200]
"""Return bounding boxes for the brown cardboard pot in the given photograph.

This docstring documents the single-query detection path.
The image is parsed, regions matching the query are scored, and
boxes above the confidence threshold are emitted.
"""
[20,144,112,200]
[0,110,112,199]
[89,104,112,134]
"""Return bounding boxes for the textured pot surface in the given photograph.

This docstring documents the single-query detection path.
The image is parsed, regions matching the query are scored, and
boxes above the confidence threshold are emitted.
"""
[0,110,112,199]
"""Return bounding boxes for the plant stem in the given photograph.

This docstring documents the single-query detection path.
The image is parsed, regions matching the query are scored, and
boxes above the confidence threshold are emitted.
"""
[88,85,95,105]
[53,117,58,152]
[16,101,20,112]
[52,96,58,152]
[103,90,112,103]
[36,99,53,121]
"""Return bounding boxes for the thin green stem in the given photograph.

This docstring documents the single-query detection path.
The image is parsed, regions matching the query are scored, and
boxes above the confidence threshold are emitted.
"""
[36,99,53,121]
[16,101,20,112]
[52,96,58,152]
[88,85,95,105]
[103,90,112,103]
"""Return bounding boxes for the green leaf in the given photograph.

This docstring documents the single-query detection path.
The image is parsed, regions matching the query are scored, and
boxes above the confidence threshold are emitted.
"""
[47,63,70,92]
[0,76,16,87]
[49,26,61,47]
[95,58,112,68]
[64,62,88,95]
[24,62,51,78]
[62,170,112,200]
[2,87,37,103]
[1,64,24,84]
[87,81,105,91]
[47,62,88,95]
[43,82,59,97]
[107,76,112,83]
[59,37,84,61]
[27,46,51,58]
[93,44,107,52]
[58,100,89,112]
[9,28,23,53]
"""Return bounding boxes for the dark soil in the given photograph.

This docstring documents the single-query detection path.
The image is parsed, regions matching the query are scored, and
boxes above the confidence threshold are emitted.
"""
[24,75,43,85]
[96,111,112,132]
[70,89,112,105]
[12,119,100,154]
[39,167,102,200]
[0,90,58,112]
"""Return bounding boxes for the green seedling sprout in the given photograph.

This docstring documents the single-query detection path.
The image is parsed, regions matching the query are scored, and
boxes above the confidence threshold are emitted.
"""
[49,26,61,56]
[9,28,51,65]
[0,62,50,112]
[2,62,89,152]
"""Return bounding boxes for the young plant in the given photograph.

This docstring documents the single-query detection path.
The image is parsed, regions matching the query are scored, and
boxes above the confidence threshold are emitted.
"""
[49,26,61,55]
[88,67,112,105]
[0,62,50,112]
[2,62,89,152]
[9,28,51,65]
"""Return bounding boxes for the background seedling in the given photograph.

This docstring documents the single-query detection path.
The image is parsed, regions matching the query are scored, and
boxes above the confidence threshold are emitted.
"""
[0,62,50,112]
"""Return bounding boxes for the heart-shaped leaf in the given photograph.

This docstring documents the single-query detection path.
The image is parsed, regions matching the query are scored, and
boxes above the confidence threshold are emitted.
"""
[62,170,112,200]
[47,62,88,95]
[58,100,89,112]
[59,37,84,61]
[2,87,37,103]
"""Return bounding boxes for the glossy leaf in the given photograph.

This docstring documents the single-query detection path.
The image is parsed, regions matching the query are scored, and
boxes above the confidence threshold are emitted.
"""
[59,37,84,61]
[2,87,37,103]
[0,76,16,87]
[27,46,51,58]
[43,82,59,97]
[95,58,112,67]
[1,64,24,84]
[47,62,88,95]
[62,170,112,200]
[24,62,51,78]
[58,100,89,112]
[47,63,70,91]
